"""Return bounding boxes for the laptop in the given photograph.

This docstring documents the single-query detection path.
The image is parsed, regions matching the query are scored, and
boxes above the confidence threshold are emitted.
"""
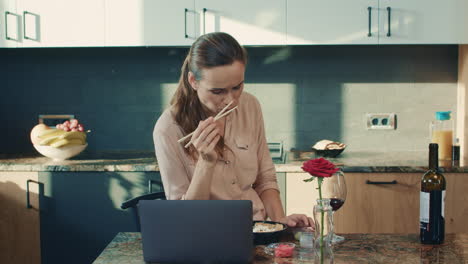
[138,200,253,264]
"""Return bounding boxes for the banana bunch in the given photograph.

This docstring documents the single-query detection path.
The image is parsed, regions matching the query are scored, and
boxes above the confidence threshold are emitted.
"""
[37,129,87,148]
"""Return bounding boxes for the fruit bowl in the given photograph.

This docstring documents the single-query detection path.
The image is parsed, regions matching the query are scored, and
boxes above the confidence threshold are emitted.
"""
[33,143,87,161]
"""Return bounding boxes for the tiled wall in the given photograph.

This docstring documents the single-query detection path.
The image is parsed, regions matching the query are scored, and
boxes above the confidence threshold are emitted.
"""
[0,45,457,154]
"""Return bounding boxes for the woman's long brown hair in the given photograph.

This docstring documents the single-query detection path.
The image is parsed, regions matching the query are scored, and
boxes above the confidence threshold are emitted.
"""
[171,32,247,160]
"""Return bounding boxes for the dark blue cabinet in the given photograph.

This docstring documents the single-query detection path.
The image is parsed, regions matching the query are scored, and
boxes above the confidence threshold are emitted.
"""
[38,171,163,264]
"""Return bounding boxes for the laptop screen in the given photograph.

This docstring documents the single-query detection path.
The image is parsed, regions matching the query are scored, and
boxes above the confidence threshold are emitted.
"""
[138,200,253,263]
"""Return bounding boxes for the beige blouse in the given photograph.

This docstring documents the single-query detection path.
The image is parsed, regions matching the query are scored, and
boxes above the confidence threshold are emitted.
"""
[153,92,279,220]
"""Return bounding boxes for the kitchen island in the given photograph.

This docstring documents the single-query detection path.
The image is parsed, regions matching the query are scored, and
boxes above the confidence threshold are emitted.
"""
[93,232,468,264]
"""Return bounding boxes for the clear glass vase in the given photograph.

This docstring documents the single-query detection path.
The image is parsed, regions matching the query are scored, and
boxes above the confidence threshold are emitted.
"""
[313,198,334,264]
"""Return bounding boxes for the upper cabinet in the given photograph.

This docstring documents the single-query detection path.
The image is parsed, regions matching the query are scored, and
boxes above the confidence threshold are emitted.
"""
[287,0,468,45]
[16,0,105,47]
[0,0,20,47]
[2,0,468,47]
[378,0,468,44]
[287,0,379,45]
[195,0,286,46]
[105,0,196,47]
[0,0,105,47]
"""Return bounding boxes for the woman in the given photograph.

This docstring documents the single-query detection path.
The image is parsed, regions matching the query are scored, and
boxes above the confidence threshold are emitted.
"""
[153,32,313,228]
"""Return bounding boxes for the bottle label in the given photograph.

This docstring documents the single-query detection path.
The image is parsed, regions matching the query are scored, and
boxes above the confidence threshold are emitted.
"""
[420,190,446,230]
[420,191,430,224]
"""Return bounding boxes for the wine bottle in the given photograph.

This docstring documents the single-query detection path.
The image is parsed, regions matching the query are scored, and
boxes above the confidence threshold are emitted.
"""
[420,143,446,244]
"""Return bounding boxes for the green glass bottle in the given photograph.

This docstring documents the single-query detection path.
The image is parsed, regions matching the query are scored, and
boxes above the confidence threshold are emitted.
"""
[420,143,446,244]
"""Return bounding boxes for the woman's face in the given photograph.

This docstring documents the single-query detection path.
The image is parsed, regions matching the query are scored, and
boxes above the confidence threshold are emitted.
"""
[189,60,245,115]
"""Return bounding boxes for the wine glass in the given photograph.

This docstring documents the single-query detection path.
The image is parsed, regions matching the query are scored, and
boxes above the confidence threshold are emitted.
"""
[322,170,347,243]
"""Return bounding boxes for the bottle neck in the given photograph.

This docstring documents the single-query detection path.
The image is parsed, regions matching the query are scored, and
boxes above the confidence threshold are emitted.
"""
[429,144,439,170]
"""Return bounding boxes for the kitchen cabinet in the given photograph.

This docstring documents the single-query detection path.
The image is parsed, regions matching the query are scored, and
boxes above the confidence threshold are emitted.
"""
[105,0,196,47]
[0,0,20,47]
[287,0,468,45]
[16,0,105,47]
[0,172,41,264]
[287,0,379,45]
[286,172,468,234]
[276,172,286,213]
[38,171,163,264]
[196,0,286,45]
[378,0,468,44]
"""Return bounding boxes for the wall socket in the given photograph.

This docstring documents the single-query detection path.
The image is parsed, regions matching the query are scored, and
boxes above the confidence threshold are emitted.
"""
[366,113,396,130]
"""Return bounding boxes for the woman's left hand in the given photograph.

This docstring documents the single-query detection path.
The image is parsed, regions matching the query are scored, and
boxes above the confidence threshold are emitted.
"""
[279,214,315,229]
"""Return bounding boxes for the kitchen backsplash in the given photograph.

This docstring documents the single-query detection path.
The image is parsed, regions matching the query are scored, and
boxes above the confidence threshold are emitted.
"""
[0,45,457,154]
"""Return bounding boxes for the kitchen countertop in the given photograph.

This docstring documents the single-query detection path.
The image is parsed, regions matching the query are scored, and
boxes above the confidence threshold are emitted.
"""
[0,150,467,173]
[92,232,468,264]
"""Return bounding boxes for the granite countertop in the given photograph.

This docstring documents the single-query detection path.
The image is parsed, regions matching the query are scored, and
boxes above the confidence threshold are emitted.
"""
[0,150,467,173]
[93,232,468,264]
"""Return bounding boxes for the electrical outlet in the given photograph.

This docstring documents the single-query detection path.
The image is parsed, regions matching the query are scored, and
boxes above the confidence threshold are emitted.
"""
[366,113,396,130]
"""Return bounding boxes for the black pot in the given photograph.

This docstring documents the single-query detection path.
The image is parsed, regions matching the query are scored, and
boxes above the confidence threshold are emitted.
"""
[253,221,287,245]
[312,147,345,158]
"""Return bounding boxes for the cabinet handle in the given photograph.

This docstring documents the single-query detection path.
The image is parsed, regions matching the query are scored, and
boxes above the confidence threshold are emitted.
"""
[5,11,12,40]
[148,179,158,193]
[386,7,391,37]
[26,179,42,209]
[367,7,372,37]
[23,11,33,40]
[203,8,207,34]
[366,180,397,185]
[184,8,188,38]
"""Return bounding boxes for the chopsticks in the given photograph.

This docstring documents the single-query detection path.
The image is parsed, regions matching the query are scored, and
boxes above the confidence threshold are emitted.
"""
[177,101,237,148]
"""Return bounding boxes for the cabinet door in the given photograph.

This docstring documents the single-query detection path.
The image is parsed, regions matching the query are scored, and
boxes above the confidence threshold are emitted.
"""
[286,172,420,233]
[287,0,378,45]
[105,0,196,46]
[335,173,420,233]
[17,0,105,47]
[38,171,163,264]
[0,0,19,47]
[196,0,286,45]
[379,0,468,44]
[0,172,40,264]
[444,173,468,233]
[286,172,320,217]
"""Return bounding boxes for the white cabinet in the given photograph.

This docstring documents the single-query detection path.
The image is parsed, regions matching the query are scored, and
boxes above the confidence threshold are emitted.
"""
[0,0,20,47]
[378,0,468,44]
[105,0,196,47]
[288,0,468,45]
[16,0,105,47]
[287,0,378,45]
[196,0,286,46]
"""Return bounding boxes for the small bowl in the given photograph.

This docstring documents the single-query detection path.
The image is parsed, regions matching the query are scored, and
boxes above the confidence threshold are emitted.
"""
[33,143,87,161]
[264,242,296,257]
[312,147,345,158]
[253,221,287,245]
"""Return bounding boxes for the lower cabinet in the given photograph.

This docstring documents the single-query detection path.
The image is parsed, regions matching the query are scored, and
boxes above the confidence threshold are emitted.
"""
[286,172,468,234]
[38,171,163,264]
[0,172,41,264]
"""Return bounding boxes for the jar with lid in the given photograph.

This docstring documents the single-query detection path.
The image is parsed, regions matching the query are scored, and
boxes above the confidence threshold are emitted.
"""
[430,111,454,161]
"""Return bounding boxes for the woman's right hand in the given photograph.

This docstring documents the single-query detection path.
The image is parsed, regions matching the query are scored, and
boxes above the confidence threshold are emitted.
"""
[191,116,221,163]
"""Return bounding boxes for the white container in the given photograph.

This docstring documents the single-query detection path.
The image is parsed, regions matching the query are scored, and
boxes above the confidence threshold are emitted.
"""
[34,144,87,161]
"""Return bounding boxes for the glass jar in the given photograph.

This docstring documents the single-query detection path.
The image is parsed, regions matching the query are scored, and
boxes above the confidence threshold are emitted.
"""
[430,111,454,161]
[313,199,334,264]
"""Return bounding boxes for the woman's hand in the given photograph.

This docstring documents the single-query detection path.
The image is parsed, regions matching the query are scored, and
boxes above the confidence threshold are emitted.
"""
[279,214,315,230]
[191,116,221,163]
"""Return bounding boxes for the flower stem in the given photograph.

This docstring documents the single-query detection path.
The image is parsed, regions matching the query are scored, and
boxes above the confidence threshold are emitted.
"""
[318,181,324,264]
